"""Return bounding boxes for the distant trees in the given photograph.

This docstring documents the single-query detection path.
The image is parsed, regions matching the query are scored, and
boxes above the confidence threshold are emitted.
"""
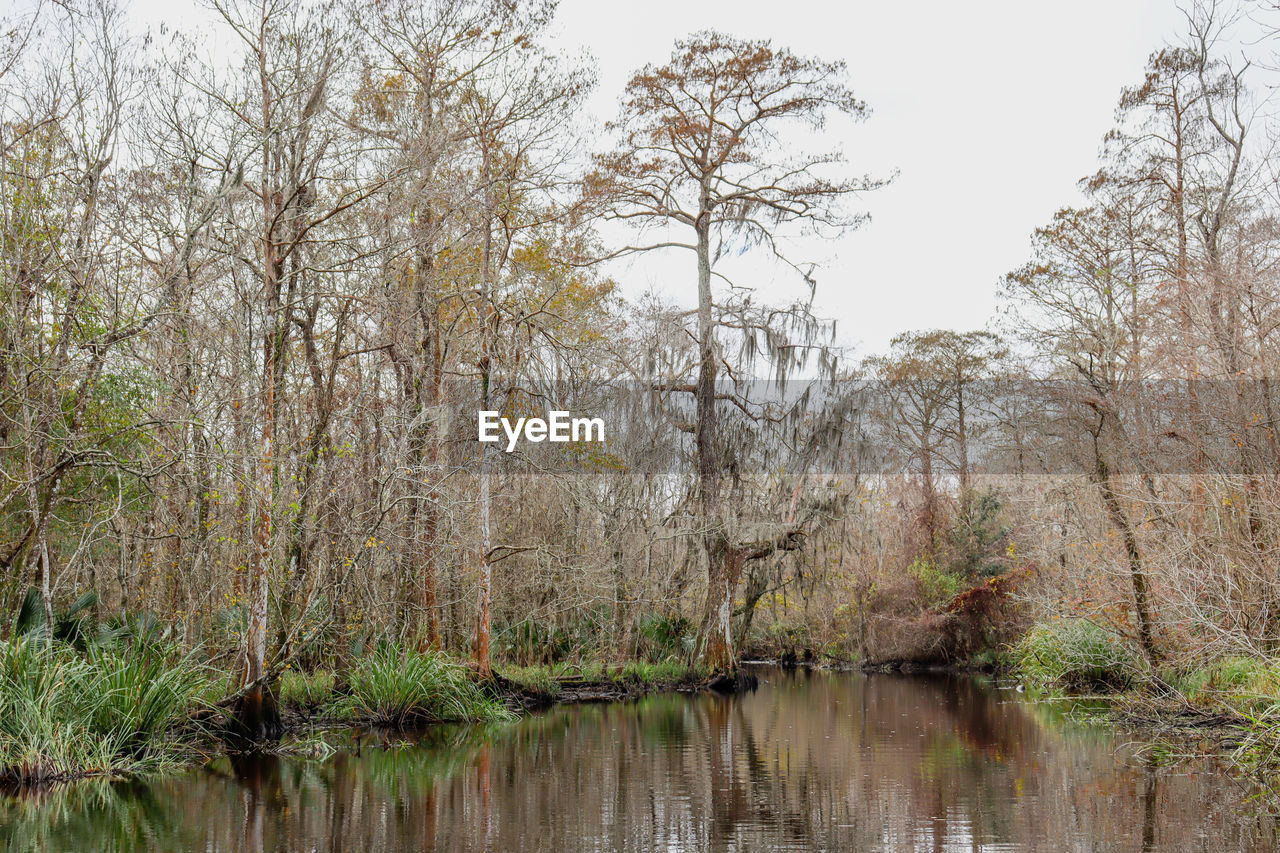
[866,330,1004,561]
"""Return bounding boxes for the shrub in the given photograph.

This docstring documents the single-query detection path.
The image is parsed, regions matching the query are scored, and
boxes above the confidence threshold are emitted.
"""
[327,646,513,726]
[636,615,693,661]
[1013,619,1139,691]
[909,558,961,607]
[945,490,1012,581]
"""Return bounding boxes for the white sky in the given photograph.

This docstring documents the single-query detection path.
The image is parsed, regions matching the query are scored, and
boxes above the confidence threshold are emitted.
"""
[119,0,1194,356]
[549,0,1191,355]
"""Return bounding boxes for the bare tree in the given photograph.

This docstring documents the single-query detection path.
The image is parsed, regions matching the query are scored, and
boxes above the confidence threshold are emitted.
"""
[588,31,886,669]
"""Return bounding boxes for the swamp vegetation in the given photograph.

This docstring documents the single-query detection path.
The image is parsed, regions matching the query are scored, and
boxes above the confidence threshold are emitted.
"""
[9,0,1280,834]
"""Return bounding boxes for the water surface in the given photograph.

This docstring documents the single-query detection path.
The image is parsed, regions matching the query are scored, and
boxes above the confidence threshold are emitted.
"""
[2,668,1275,851]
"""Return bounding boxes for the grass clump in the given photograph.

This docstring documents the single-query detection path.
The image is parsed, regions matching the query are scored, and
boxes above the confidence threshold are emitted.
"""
[502,659,709,695]
[615,660,708,684]
[327,646,513,726]
[1013,619,1139,692]
[1206,656,1278,694]
[0,636,211,786]
[1175,656,1280,715]
[501,665,563,698]
[279,668,335,709]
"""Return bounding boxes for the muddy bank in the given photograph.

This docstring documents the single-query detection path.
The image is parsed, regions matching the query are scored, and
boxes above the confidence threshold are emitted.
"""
[492,669,757,712]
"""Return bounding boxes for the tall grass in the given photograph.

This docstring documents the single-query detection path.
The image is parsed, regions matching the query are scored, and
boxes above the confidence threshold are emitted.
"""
[615,660,709,684]
[327,646,513,726]
[0,637,211,786]
[279,668,336,708]
[1012,619,1140,692]
[501,659,709,696]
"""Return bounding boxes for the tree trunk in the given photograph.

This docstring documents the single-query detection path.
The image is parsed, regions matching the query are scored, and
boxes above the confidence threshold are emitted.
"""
[1092,418,1159,666]
[691,178,734,671]
[413,238,443,651]
[735,561,770,652]
[474,141,495,679]
[919,428,938,557]
[235,34,283,740]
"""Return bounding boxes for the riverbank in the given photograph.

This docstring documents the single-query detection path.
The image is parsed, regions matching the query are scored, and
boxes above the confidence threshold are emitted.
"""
[997,618,1280,800]
[752,621,1280,796]
[13,616,1275,802]
[0,637,725,793]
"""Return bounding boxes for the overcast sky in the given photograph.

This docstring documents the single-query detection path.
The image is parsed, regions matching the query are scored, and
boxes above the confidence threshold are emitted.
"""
[548,0,1193,355]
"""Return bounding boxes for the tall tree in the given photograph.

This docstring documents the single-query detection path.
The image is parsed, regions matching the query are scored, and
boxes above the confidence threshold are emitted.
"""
[453,8,591,677]
[1004,198,1162,664]
[353,0,561,653]
[588,31,886,670]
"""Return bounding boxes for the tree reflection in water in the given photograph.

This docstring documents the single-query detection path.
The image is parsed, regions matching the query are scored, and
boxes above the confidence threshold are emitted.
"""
[1,669,1276,852]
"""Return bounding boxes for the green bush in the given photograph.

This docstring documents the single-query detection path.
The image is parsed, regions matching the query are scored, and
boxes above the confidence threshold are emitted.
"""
[1013,620,1139,691]
[636,615,693,661]
[909,558,961,606]
[327,646,514,726]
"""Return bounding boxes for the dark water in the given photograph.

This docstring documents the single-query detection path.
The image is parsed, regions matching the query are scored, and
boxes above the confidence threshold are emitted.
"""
[2,668,1276,852]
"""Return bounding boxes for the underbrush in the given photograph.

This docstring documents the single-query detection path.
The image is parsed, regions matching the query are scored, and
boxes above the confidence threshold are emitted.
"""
[1012,619,1141,692]
[325,646,513,726]
[0,636,211,786]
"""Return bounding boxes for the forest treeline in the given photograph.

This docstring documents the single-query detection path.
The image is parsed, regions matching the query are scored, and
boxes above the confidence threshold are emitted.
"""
[6,0,1280,738]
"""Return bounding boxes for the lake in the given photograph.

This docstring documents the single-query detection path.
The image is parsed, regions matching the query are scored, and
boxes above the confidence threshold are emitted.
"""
[1,667,1275,851]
